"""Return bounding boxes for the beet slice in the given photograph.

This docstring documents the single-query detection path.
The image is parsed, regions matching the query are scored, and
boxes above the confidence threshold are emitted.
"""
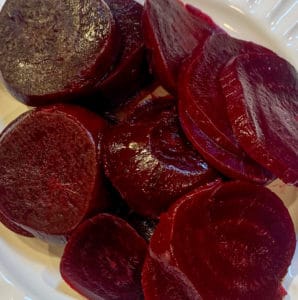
[179,33,273,154]
[178,98,274,183]
[0,105,107,242]
[170,181,296,299]
[103,96,220,216]
[221,53,298,186]
[0,0,119,106]
[142,181,221,300]
[0,210,33,237]
[60,213,147,300]
[142,0,222,93]
[94,0,147,105]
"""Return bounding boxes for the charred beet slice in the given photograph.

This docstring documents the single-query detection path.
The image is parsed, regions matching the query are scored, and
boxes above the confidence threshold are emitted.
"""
[0,210,33,237]
[103,97,220,217]
[0,0,119,106]
[142,0,222,93]
[178,97,274,184]
[171,181,296,299]
[0,105,107,243]
[221,53,298,186]
[94,0,147,106]
[179,33,273,154]
[60,214,147,300]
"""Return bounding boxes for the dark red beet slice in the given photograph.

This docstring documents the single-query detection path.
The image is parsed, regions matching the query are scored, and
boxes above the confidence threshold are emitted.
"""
[171,181,296,299]
[142,0,222,93]
[103,96,220,216]
[220,53,298,186]
[178,98,274,183]
[143,182,221,300]
[60,213,147,300]
[0,0,119,106]
[94,0,147,106]
[142,256,201,300]
[0,105,107,242]
[179,33,273,154]
[0,210,33,237]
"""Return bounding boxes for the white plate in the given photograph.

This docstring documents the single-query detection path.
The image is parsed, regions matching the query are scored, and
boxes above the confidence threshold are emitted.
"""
[0,0,297,299]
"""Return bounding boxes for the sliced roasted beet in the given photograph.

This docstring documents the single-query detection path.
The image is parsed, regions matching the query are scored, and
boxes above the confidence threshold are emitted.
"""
[220,53,298,185]
[179,99,274,184]
[142,0,222,93]
[171,181,296,299]
[0,105,107,242]
[179,33,273,154]
[0,0,119,106]
[142,256,201,300]
[0,210,33,237]
[94,0,147,106]
[60,214,147,300]
[103,96,220,216]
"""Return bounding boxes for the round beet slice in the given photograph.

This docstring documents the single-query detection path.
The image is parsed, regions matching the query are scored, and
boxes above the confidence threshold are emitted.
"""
[0,105,107,242]
[142,256,201,300]
[60,213,147,300]
[220,53,298,186]
[0,210,33,237]
[171,181,296,299]
[142,0,222,93]
[179,33,273,154]
[94,0,146,105]
[103,97,220,216]
[0,0,119,106]
[178,97,274,184]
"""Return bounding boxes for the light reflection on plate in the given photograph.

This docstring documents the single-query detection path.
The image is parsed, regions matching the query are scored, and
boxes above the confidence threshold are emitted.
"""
[0,0,297,299]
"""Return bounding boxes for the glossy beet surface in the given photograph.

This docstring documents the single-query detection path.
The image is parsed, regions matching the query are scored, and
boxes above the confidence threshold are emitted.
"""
[142,0,222,93]
[103,96,220,216]
[146,181,295,300]
[221,53,298,186]
[179,99,274,183]
[179,33,273,154]
[0,105,107,242]
[0,0,119,106]
[95,0,146,105]
[60,214,147,300]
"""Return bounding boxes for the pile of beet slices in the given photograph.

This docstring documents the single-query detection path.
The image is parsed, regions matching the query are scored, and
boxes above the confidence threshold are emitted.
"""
[0,0,297,299]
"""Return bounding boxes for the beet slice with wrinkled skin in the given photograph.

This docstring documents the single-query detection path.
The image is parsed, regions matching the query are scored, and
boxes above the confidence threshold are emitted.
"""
[221,53,298,186]
[179,33,273,154]
[170,181,296,299]
[142,0,222,93]
[94,0,147,106]
[178,97,274,184]
[103,96,220,216]
[60,213,147,300]
[0,210,33,237]
[0,105,108,243]
[0,0,119,106]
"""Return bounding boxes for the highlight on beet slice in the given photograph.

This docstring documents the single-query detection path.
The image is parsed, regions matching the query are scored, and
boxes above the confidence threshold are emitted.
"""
[94,0,147,106]
[0,0,120,106]
[103,96,220,216]
[179,33,273,154]
[220,53,298,186]
[0,105,108,242]
[60,213,147,300]
[0,210,33,237]
[142,0,222,93]
[178,97,274,184]
[171,181,296,299]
